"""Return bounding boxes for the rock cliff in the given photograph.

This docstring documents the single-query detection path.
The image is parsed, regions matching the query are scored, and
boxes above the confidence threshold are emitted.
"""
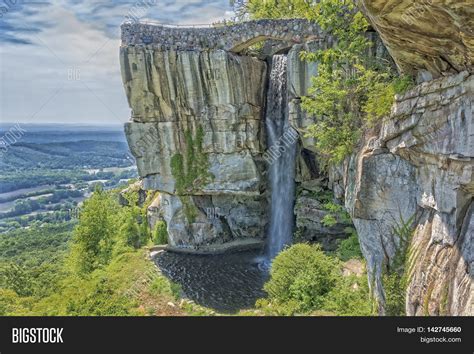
[121,46,268,250]
[120,20,343,252]
[334,1,474,315]
[331,71,473,315]
[357,0,473,80]
[120,11,473,315]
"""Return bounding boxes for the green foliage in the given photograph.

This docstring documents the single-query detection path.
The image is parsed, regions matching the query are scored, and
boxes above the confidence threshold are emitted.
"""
[264,244,340,313]
[69,186,120,274]
[120,188,156,250]
[0,222,73,266]
[0,289,24,315]
[0,263,35,297]
[63,276,131,316]
[149,276,181,299]
[365,75,414,125]
[0,223,72,300]
[262,244,335,314]
[321,214,337,228]
[258,243,374,316]
[169,126,212,223]
[336,231,363,261]
[245,0,413,167]
[322,274,374,316]
[170,125,212,196]
[321,201,351,227]
[383,272,406,316]
[170,153,186,193]
[297,1,379,166]
[244,0,317,19]
[153,221,168,245]
[120,211,141,249]
[382,213,415,316]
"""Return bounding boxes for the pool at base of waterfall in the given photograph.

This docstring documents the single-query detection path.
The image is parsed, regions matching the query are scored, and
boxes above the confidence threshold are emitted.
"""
[154,250,270,313]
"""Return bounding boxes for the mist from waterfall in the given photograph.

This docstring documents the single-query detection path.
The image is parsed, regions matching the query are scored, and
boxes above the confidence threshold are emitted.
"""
[265,54,297,261]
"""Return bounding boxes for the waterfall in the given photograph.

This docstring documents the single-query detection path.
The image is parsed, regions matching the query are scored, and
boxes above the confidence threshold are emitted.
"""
[265,55,297,260]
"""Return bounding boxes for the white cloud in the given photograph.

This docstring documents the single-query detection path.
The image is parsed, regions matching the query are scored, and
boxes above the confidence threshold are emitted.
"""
[0,1,234,124]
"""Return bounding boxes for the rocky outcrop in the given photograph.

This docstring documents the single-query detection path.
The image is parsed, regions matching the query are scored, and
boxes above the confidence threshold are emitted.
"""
[120,19,344,252]
[118,180,148,207]
[332,72,473,315]
[357,0,474,80]
[121,32,270,249]
[121,49,266,194]
[294,195,353,250]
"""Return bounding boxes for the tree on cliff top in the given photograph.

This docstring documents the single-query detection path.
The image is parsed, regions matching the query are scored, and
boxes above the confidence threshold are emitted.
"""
[239,0,413,167]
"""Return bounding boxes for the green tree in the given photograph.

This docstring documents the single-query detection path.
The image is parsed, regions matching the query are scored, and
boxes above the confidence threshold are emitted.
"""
[242,0,413,167]
[120,211,141,249]
[258,243,375,316]
[69,187,119,274]
[153,221,168,245]
[0,263,34,297]
[243,0,316,19]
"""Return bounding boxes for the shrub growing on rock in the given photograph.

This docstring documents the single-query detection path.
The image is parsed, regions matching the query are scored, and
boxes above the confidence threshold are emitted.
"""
[153,221,168,245]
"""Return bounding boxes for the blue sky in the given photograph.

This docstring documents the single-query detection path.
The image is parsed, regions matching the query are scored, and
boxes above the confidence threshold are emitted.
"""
[0,0,234,125]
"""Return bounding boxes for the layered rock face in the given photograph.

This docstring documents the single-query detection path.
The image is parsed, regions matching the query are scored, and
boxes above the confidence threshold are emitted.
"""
[358,0,473,80]
[120,20,344,252]
[121,46,268,250]
[332,72,473,315]
[288,36,390,248]
[120,13,473,315]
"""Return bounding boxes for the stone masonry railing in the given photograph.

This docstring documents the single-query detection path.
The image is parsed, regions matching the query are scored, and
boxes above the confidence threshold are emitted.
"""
[121,19,324,52]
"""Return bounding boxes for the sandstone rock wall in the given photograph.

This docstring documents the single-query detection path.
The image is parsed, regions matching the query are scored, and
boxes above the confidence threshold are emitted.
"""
[121,46,268,249]
[332,72,473,315]
[357,0,474,80]
[288,35,391,249]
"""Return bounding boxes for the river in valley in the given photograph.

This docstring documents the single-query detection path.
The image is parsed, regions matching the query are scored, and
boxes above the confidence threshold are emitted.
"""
[155,250,269,313]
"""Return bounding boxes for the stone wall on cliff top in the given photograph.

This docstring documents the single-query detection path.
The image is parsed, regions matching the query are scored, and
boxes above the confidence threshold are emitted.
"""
[121,19,322,52]
[330,71,473,315]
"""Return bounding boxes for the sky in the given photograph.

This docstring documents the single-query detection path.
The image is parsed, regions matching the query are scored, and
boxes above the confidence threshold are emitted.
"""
[0,0,234,125]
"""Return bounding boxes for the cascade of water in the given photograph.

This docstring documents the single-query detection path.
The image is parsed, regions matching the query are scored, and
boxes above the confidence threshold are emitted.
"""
[265,54,297,260]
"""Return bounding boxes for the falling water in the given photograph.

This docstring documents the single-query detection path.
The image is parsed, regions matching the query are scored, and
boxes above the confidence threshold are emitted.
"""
[265,55,297,260]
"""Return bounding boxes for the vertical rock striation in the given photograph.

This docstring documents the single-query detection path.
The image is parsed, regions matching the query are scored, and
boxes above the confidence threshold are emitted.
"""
[332,72,473,315]
[120,20,328,252]
[121,46,269,250]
